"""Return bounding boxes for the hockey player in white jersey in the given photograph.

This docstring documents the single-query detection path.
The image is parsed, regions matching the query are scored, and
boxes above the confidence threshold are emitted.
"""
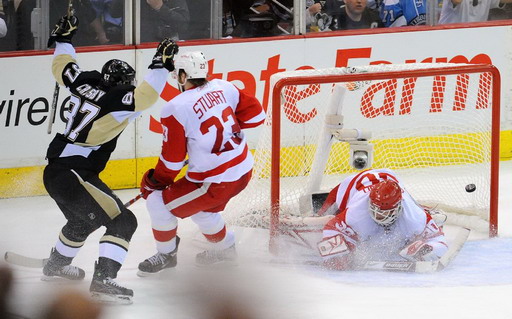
[137,51,266,275]
[317,168,448,270]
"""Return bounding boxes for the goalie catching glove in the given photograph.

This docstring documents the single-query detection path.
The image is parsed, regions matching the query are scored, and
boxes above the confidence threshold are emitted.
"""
[148,38,179,71]
[399,240,437,261]
[140,169,168,199]
[47,15,79,48]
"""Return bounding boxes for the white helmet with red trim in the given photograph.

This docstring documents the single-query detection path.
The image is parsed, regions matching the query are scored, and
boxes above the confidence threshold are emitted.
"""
[173,51,208,80]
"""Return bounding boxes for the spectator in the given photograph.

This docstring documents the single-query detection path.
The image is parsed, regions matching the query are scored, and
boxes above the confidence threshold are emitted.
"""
[367,0,383,10]
[89,0,124,44]
[222,0,236,37]
[439,0,512,24]
[140,0,190,42]
[231,0,293,37]
[306,0,344,32]
[335,0,382,30]
[307,0,327,31]
[184,0,211,40]
[15,0,36,50]
[380,0,426,27]
[322,0,345,30]
[230,0,257,25]
[231,0,281,37]
[50,0,98,46]
[0,1,6,38]
[0,0,14,52]
[489,3,512,20]
[268,0,294,33]
[0,1,22,51]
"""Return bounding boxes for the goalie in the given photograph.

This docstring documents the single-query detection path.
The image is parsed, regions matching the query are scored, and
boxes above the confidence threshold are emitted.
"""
[316,168,448,270]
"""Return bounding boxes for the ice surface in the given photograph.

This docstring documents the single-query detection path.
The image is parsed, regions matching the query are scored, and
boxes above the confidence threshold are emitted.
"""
[1,162,512,318]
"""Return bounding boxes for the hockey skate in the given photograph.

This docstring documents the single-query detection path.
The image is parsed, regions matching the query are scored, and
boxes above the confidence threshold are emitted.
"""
[41,248,85,282]
[195,244,238,267]
[90,259,133,305]
[137,237,180,277]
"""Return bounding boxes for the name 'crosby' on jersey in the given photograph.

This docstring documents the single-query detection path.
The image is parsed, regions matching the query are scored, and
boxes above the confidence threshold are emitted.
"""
[46,43,167,173]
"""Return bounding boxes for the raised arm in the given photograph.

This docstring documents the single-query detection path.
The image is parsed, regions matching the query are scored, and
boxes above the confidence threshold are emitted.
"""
[134,38,179,112]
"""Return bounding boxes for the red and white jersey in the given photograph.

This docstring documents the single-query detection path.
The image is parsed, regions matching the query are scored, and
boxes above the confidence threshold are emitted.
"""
[153,79,265,184]
[321,169,447,260]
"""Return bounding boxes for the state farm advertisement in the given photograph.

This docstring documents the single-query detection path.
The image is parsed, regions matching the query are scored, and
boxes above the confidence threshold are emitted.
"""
[1,25,511,170]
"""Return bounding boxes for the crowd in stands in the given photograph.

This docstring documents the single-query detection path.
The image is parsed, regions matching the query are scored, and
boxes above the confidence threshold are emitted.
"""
[226,0,512,36]
[1,0,512,52]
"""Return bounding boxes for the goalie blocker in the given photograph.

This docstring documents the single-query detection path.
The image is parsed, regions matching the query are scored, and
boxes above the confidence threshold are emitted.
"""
[317,234,350,257]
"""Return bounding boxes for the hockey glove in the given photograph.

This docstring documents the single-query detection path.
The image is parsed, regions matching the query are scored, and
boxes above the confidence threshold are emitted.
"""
[317,234,350,258]
[318,235,352,270]
[148,38,179,71]
[47,15,79,48]
[399,240,436,261]
[140,169,168,199]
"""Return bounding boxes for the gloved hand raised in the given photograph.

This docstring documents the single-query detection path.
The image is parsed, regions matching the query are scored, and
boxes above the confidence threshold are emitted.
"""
[148,38,179,71]
[47,15,79,48]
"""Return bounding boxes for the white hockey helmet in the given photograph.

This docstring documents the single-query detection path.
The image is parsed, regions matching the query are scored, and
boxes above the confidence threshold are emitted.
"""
[173,51,208,79]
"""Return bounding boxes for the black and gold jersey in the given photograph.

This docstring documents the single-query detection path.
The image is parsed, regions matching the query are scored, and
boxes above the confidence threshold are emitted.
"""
[46,43,166,173]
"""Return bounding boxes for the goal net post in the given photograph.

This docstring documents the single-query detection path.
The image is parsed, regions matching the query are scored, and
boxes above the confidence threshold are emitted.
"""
[223,63,501,254]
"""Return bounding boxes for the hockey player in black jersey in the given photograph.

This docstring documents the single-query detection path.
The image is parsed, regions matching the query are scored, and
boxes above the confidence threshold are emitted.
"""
[43,14,178,304]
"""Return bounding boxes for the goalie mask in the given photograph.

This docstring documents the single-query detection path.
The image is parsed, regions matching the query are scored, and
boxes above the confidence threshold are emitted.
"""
[368,180,403,227]
[173,51,208,87]
[100,59,136,88]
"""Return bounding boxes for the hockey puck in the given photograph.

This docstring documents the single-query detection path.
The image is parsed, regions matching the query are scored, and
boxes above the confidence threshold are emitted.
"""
[465,184,476,193]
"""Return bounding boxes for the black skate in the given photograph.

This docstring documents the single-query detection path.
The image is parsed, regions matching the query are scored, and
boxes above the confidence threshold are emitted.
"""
[195,244,238,267]
[137,237,180,277]
[90,259,133,305]
[41,248,85,281]
[90,276,133,305]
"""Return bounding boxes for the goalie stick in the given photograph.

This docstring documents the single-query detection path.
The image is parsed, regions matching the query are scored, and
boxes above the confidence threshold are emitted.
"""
[4,192,143,268]
[359,227,471,273]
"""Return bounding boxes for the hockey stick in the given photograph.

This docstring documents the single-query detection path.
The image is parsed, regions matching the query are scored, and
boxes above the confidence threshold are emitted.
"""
[4,192,144,268]
[47,82,59,135]
[359,227,471,273]
[4,252,47,268]
[123,192,143,207]
[47,0,73,135]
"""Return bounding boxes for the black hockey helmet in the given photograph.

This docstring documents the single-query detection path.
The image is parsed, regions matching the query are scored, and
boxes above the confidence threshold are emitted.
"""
[100,59,136,88]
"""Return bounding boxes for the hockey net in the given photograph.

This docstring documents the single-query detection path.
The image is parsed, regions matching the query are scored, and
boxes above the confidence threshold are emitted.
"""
[223,63,500,247]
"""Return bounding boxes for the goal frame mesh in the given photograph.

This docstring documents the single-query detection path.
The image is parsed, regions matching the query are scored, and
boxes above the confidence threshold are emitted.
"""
[268,64,501,252]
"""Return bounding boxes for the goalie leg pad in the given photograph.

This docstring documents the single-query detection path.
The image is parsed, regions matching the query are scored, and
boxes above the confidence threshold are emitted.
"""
[399,240,435,261]
[317,234,350,257]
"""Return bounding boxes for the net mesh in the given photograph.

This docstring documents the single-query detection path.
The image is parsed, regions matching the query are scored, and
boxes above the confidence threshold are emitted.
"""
[223,63,496,232]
